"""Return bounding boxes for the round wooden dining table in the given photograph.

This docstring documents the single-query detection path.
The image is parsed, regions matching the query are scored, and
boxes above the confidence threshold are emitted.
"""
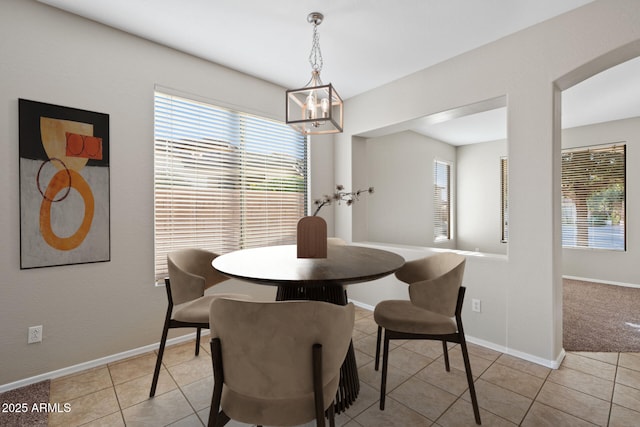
[212,243,405,413]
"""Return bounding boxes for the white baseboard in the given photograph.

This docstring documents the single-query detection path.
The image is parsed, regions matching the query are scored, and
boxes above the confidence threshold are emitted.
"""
[4,293,572,393]
[0,332,207,394]
[349,300,565,369]
[563,275,640,289]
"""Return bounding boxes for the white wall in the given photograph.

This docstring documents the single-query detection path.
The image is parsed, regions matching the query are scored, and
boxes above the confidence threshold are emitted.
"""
[365,131,457,248]
[456,140,508,254]
[0,0,334,387]
[336,0,640,365]
[456,118,639,284]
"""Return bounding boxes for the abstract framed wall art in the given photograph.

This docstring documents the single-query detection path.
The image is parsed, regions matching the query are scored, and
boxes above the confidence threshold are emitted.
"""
[19,99,110,269]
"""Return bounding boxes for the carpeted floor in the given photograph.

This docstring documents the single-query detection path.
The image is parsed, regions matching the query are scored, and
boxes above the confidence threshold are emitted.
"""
[563,278,640,352]
[0,380,50,427]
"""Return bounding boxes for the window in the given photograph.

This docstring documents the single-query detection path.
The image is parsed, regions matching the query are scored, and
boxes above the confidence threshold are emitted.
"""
[561,143,625,250]
[433,160,451,241]
[154,92,307,281]
[500,157,508,242]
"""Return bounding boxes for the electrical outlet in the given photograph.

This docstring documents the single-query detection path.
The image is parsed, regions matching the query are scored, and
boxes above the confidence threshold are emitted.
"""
[471,299,481,313]
[28,325,42,344]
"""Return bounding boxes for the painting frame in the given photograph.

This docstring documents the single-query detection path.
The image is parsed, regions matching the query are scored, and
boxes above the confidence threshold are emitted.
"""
[19,99,110,269]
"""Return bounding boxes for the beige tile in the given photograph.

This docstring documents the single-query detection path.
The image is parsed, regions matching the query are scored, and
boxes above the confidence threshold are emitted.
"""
[351,327,369,342]
[536,381,610,426]
[354,316,379,335]
[50,367,113,402]
[438,346,494,378]
[81,411,125,427]
[167,413,209,426]
[401,339,448,360]
[160,340,204,367]
[122,388,194,426]
[354,306,373,320]
[561,353,617,381]
[114,369,178,409]
[108,353,158,385]
[480,363,544,399]
[385,346,434,375]
[343,381,380,419]
[353,396,433,426]
[437,398,516,427]
[353,333,379,358]
[354,333,400,358]
[166,354,213,387]
[334,408,353,427]
[617,366,640,390]
[613,383,640,411]
[196,406,210,426]
[357,359,411,392]
[48,388,120,427]
[547,366,614,401]
[466,342,502,363]
[416,362,472,396]
[354,348,374,369]
[342,421,365,427]
[619,353,640,373]
[389,376,458,421]
[180,375,214,411]
[469,379,532,425]
[495,353,552,379]
[571,351,620,366]
[521,401,597,427]
[609,404,640,427]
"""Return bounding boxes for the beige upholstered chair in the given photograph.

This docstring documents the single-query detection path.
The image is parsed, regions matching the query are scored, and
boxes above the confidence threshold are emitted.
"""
[149,248,247,397]
[373,252,481,425]
[208,298,355,427]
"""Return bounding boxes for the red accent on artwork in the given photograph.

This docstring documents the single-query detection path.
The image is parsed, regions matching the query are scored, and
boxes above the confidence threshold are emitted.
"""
[65,132,103,160]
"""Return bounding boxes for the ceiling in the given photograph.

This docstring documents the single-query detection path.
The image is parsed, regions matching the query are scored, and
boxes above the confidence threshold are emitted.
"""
[38,0,640,144]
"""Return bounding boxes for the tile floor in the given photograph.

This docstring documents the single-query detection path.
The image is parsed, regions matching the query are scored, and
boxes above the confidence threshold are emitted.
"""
[47,306,640,426]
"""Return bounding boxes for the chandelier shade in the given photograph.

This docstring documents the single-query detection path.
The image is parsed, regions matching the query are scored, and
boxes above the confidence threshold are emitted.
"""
[286,12,344,135]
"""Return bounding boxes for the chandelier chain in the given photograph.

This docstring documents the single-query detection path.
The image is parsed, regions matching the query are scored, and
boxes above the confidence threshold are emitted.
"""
[308,23,323,73]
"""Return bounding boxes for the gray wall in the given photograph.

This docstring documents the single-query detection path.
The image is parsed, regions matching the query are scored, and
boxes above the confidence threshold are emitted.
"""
[365,131,457,248]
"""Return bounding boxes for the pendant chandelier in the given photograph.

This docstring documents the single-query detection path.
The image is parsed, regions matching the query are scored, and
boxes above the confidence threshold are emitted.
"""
[286,12,343,135]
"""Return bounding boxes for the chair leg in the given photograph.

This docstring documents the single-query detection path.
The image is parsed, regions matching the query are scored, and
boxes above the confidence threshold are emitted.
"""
[195,327,202,356]
[328,401,336,427]
[312,344,326,427]
[374,325,382,371]
[209,338,229,427]
[150,318,171,397]
[442,340,450,372]
[460,337,481,425]
[379,330,391,410]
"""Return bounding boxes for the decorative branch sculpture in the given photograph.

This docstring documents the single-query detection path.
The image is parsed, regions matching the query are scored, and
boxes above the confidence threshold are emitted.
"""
[313,185,374,216]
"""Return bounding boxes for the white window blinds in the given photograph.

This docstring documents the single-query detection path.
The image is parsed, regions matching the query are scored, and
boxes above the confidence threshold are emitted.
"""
[561,143,625,250]
[433,160,451,241]
[501,157,508,243]
[154,92,308,281]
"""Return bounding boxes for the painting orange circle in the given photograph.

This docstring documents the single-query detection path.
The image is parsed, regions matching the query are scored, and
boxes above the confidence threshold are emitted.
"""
[40,169,95,251]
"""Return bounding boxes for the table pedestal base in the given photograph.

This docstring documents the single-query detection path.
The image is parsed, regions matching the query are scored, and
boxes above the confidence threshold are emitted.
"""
[276,284,359,414]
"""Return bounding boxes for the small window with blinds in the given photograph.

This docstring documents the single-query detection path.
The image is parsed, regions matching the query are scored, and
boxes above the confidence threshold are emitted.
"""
[434,160,451,241]
[154,92,308,282]
[500,157,508,243]
[561,143,625,251]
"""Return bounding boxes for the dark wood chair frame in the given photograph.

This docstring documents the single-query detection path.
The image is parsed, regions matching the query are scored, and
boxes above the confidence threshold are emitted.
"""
[374,286,481,425]
[208,338,336,427]
[149,277,208,397]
